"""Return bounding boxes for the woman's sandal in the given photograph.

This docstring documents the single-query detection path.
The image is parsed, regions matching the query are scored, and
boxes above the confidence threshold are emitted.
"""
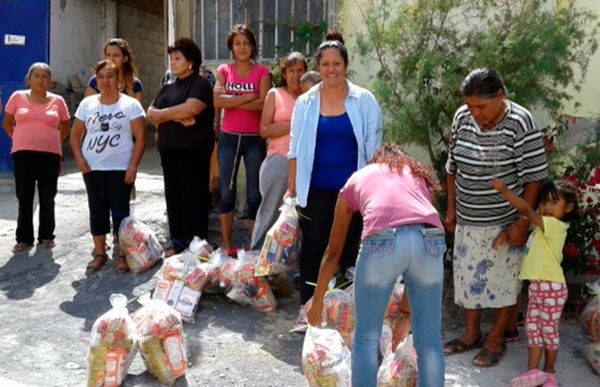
[12,242,33,254]
[472,344,507,367]
[116,254,130,273]
[86,254,108,272]
[443,335,483,355]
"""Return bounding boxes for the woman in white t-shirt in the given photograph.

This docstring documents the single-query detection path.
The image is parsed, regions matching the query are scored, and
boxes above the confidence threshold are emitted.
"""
[70,60,146,273]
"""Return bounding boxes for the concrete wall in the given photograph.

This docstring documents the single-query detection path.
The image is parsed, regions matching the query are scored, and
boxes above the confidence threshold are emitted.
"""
[49,0,117,88]
[117,1,166,106]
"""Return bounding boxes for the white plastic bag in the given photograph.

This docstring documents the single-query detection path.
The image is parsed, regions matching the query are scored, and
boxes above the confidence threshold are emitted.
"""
[377,335,418,387]
[583,342,600,375]
[256,198,302,276]
[87,294,137,387]
[225,251,277,312]
[134,298,187,385]
[581,295,600,343]
[153,252,208,323]
[200,248,233,294]
[187,236,213,258]
[118,216,163,274]
[302,326,352,387]
[305,286,355,348]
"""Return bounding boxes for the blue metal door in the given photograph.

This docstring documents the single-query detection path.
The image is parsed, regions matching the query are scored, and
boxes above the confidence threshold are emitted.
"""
[0,0,50,172]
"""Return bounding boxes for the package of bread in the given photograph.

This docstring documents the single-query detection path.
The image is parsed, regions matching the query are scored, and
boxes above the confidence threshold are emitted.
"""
[87,294,137,387]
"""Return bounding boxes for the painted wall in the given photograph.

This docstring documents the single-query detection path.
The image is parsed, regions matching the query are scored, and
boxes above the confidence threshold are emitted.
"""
[117,2,166,106]
[49,0,117,88]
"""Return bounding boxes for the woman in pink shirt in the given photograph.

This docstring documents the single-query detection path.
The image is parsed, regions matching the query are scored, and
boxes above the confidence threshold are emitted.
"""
[2,63,70,253]
[214,24,272,257]
[250,51,307,249]
[307,143,446,387]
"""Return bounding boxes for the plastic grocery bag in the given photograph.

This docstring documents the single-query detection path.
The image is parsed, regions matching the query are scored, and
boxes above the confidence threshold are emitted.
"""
[580,295,600,343]
[305,286,355,348]
[134,298,187,385]
[583,342,600,375]
[187,236,213,259]
[302,326,352,387]
[377,335,418,387]
[87,294,137,387]
[118,216,163,274]
[224,251,278,312]
[255,198,302,276]
[385,279,405,327]
[200,249,233,294]
[153,252,207,324]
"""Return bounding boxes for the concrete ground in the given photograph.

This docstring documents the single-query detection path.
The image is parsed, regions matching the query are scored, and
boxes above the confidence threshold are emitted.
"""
[0,146,598,386]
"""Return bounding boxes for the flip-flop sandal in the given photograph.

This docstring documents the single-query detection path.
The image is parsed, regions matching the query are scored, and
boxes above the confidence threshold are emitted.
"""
[86,254,108,272]
[443,335,483,355]
[472,344,507,367]
[12,242,33,254]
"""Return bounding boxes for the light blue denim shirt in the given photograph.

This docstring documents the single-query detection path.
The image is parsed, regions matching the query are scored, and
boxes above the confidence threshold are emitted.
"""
[288,80,383,207]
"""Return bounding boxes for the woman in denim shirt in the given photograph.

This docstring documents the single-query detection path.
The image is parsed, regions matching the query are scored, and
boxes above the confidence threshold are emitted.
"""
[287,32,382,330]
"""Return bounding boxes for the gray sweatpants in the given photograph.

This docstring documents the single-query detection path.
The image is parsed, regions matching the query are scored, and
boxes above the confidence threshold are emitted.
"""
[250,153,288,249]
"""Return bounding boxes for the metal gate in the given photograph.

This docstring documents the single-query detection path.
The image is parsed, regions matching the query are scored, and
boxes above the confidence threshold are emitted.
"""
[0,0,50,172]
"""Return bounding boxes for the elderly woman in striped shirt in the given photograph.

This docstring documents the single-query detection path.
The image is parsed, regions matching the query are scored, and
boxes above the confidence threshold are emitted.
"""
[444,68,548,367]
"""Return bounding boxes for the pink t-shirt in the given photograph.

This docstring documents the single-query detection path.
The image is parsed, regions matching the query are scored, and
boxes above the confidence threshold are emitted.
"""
[267,87,296,158]
[340,163,444,241]
[5,91,70,156]
[218,63,271,134]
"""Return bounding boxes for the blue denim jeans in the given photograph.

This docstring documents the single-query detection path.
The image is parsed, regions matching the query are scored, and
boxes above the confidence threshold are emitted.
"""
[352,225,445,387]
[217,132,266,219]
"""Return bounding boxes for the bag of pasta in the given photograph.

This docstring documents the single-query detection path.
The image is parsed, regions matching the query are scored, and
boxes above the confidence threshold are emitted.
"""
[255,198,302,276]
[134,298,187,385]
[302,326,352,387]
[225,251,277,312]
[377,334,418,387]
[87,294,137,387]
[581,295,600,343]
[305,286,355,348]
[118,216,163,274]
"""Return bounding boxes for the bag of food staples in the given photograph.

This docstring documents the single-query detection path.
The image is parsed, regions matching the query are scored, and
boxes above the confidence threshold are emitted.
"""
[583,342,600,375]
[118,216,163,274]
[255,198,302,276]
[187,236,213,259]
[302,326,352,387]
[581,295,600,343]
[305,286,355,348]
[225,251,277,312]
[87,294,137,387]
[377,334,418,387]
[385,279,406,327]
[197,249,232,294]
[134,298,187,385]
[153,252,208,323]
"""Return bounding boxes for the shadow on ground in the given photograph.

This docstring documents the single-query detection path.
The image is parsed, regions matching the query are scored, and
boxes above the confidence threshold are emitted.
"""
[0,246,60,299]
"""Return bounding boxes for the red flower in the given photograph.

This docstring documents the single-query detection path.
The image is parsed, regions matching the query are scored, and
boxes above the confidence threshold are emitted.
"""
[587,196,594,205]
[593,240,600,255]
[563,175,579,187]
[564,243,581,258]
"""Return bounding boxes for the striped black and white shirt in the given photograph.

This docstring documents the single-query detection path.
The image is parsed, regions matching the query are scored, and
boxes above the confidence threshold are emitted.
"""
[445,101,548,227]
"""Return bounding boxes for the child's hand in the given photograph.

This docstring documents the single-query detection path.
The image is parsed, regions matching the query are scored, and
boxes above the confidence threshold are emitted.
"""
[492,230,510,250]
[491,178,506,192]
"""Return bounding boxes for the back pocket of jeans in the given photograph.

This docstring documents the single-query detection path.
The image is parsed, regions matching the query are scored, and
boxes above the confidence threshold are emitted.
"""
[362,229,396,255]
[421,227,446,256]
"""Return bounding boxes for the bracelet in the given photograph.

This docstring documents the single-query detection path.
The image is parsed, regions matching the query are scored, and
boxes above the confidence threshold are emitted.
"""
[128,165,137,171]
[213,123,220,128]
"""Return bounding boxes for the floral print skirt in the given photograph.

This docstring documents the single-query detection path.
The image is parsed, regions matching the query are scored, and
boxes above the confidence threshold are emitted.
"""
[453,224,524,309]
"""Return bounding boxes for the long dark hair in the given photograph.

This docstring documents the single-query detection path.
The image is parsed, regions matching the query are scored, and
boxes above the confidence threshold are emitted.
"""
[104,38,137,96]
[369,143,441,193]
[227,24,258,60]
[540,180,579,221]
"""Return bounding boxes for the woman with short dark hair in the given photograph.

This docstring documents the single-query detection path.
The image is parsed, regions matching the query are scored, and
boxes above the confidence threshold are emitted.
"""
[71,60,146,272]
[2,62,70,253]
[444,68,548,367]
[147,37,215,256]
